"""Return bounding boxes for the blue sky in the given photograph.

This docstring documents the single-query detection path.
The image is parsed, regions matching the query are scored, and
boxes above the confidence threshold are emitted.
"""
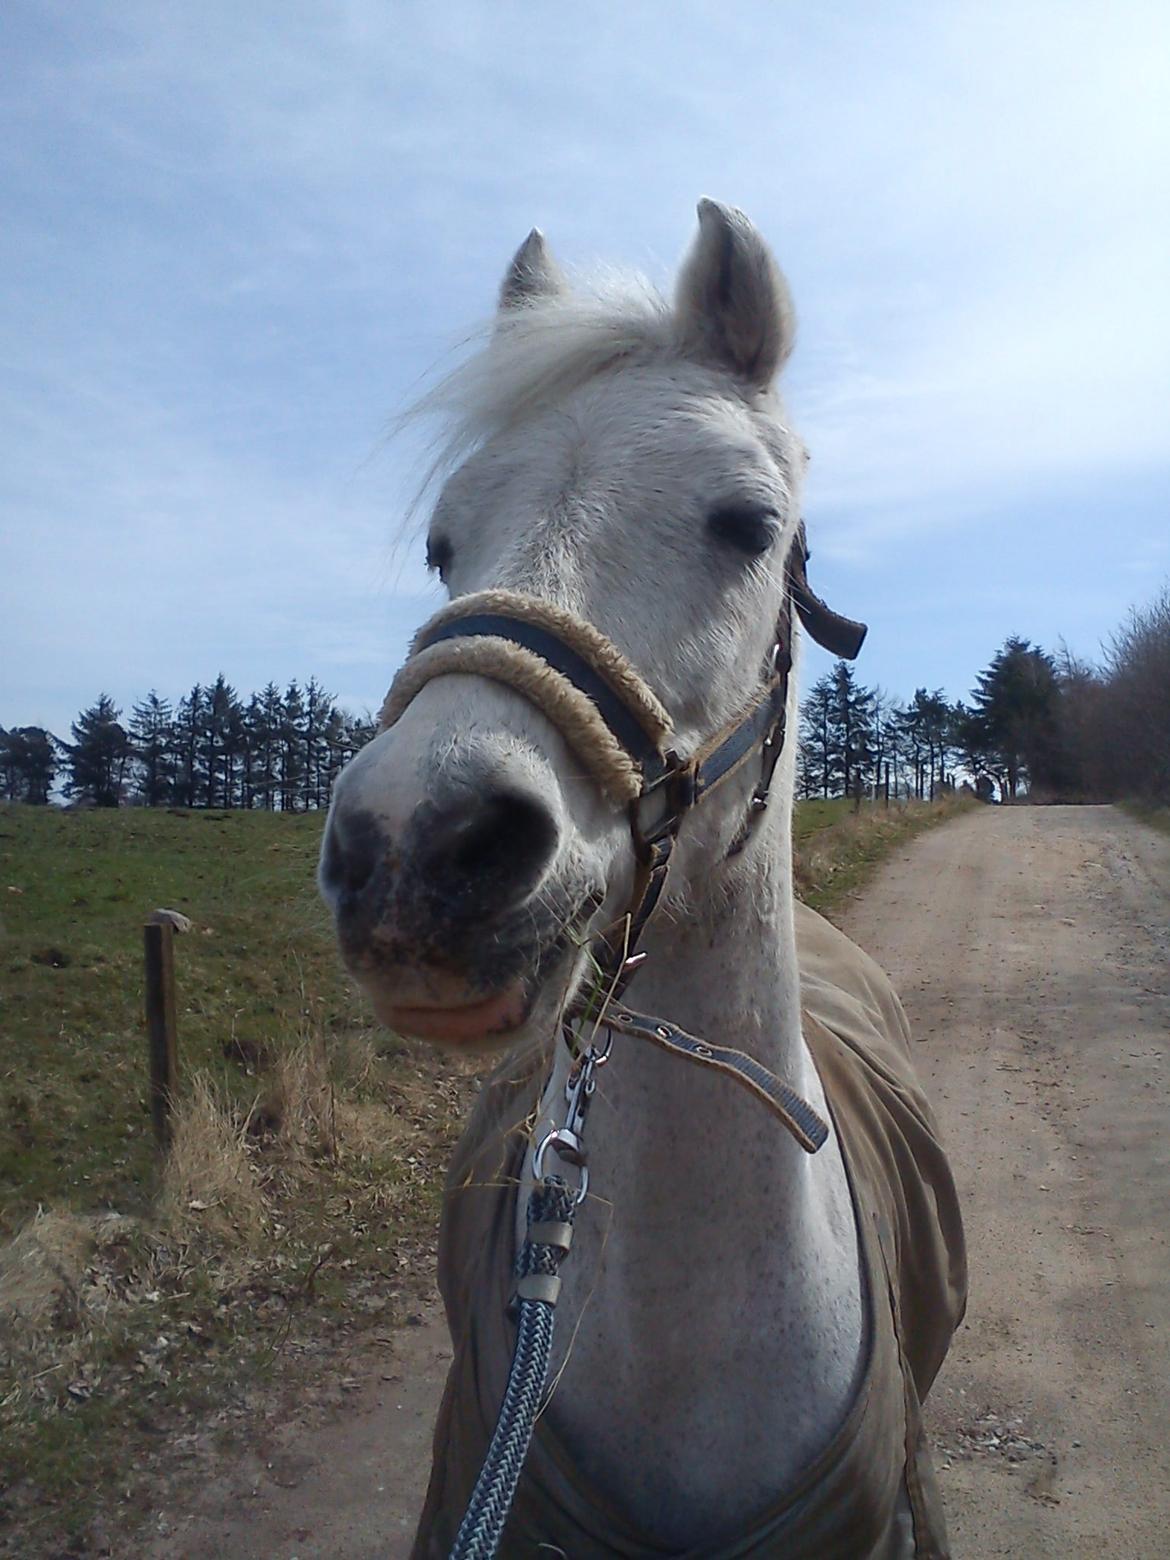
[2,1,1167,742]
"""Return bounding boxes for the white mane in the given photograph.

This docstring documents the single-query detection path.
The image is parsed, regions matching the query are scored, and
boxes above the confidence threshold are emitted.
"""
[407,271,680,485]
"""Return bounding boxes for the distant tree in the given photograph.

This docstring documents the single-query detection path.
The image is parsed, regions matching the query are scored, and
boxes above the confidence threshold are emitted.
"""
[10,676,397,814]
[901,688,953,798]
[827,661,875,799]
[201,674,243,808]
[971,637,1062,797]
[799,673,835,798]
[238,693,261,809]
[279,680,307,812]
[1046,646,1109,801]
[318,703,374,806]
[0,726,13,800]
[66,695,130,807]
[129,691,176,805]
[950,699,995,785]
[302,676,335,810]
[869,689,901,800]
[1102,587,1170,803]
[0,725,61,803]
[248,682,282,810]
[172,685,206,808]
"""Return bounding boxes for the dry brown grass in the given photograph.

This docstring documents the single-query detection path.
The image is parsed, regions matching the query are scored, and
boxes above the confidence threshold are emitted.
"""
[156,1073,268,1247]
[0,1208,101,1334]
[0,1024,475,1556]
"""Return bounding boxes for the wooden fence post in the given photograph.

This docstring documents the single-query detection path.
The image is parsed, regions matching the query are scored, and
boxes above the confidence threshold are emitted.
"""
[144,909,191,1152]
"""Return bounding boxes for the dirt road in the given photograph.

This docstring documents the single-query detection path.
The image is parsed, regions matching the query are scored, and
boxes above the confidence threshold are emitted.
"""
[148,806,1170,1558]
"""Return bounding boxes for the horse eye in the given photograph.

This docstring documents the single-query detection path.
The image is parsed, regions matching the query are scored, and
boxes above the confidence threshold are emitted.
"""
[707,505,780,557]
[426,534,453,579]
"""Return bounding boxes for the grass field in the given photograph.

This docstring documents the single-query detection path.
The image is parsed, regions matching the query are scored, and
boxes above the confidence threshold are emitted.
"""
[0,806,371,1236]
[0,804,475,1551]
[0,793,969,1553]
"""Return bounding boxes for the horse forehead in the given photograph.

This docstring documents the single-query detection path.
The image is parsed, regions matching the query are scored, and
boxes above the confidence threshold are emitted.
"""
[477,375,776,512]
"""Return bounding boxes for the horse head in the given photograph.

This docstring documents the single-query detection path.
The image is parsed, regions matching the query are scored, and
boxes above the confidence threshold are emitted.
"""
[319,201,807,1049]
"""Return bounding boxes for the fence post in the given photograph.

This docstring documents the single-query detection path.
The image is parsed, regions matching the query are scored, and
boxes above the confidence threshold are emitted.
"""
[144,909,190,1152]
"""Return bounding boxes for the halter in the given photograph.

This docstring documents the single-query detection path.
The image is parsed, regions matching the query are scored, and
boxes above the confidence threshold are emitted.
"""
[378,521,866,1154]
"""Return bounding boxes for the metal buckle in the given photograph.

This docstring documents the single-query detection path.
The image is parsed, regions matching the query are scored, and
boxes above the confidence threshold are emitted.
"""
[633,750,695,852]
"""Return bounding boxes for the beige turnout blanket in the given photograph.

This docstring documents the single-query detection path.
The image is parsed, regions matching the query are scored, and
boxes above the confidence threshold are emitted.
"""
[412,904,967,1558]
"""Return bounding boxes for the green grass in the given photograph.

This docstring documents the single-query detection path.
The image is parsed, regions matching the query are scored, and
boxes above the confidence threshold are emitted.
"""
[792,795,852,844]
[0,804,369,1235]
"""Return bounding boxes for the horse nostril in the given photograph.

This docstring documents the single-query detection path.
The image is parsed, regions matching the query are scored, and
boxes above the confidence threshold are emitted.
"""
[319,808,388,904]
[422,788,558,909]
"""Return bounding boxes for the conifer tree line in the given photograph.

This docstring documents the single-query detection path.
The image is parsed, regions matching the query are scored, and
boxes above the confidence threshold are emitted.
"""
[0,677,377,810]
[798,582,1170,804]
[797,664,961,801]
[3,582,1167,808]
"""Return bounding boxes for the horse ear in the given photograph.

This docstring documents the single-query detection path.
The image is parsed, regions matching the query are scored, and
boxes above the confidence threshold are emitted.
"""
[675,199,796,387]
[498,229,568,313]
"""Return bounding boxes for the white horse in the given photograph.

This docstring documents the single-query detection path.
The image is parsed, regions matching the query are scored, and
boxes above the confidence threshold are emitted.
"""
[320,201,965,1557]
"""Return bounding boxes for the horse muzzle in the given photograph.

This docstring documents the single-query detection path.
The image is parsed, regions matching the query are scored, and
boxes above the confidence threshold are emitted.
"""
[320,745,598,1048]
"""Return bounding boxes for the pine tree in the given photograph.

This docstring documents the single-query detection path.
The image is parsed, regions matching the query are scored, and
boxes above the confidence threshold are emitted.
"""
[902,689,952,798]
[129,691,176,805]
[279,680,307,812]
[66,695,130,807]
[827,662,875,799]
[302,677,335,810]
[201,674,243,808]
[799,674,835,798]
[172,686,206,808]
[869,690,902,802]
[971,638,1062,798]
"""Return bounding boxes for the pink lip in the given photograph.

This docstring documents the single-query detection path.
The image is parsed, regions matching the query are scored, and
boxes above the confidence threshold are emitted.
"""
[382,982,529,1044]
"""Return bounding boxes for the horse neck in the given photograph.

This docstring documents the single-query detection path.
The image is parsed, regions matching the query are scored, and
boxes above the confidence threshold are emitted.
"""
[581,801,821,1230]
[527,797,865,1543]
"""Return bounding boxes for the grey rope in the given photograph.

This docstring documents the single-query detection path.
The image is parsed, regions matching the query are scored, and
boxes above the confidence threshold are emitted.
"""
[448,1179,577,1560]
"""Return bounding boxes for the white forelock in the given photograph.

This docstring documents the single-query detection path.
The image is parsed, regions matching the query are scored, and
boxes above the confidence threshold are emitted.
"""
[407,271,705,481]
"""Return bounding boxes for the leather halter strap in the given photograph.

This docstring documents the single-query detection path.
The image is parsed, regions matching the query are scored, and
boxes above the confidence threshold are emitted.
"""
[604,1005,830,1152]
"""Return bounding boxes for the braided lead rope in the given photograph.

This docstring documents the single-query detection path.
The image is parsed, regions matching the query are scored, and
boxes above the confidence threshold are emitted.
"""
[449,1179,578,1560]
